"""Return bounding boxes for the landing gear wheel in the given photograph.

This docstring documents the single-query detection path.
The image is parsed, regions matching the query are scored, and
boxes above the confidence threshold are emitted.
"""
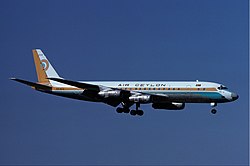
[116,107,123,113]
[211,109,217,114]
[130,110,137,116]
[137,110,144,116]
[123,108,130,113]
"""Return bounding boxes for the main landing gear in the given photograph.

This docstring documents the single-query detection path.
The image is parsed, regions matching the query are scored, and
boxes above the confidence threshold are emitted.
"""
[130,103,144,116]
[116,107,130,113]
[116,103,144,116]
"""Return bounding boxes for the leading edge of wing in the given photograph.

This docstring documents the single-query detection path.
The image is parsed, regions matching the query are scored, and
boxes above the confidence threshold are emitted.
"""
[48,77,100,91]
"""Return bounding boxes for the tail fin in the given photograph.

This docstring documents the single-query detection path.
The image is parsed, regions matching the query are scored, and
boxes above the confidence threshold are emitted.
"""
[32,49,60,86]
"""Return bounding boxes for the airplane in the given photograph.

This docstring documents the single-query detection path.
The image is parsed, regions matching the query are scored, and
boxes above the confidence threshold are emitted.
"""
[11,49,239,116]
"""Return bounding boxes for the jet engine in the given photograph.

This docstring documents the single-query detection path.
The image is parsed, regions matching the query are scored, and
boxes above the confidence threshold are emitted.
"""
[152,102,185,110]
[98,90,131,98]
[98,90,121,98]
[129,95,151,103]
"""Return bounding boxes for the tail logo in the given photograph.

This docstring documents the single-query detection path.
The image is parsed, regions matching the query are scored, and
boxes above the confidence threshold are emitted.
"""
[41,59,49,71]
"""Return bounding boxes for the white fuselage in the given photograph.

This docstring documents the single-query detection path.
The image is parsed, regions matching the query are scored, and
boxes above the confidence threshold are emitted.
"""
[50,81,237,103]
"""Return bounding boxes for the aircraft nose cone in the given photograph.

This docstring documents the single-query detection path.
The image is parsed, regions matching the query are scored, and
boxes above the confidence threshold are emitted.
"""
[231,93,239,100]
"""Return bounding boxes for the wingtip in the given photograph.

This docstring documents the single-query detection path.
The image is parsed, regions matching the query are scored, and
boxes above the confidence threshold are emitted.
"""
[9,77,17,80]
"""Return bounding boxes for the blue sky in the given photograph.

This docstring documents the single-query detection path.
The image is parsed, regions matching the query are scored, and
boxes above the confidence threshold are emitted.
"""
[1,0,248,165]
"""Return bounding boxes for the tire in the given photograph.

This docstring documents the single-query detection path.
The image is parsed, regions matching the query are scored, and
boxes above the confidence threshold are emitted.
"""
[137,110,144,116]
[123,108,130,113]
[116,107,123,113]
[211,109,217,114]
[130,110,136,116]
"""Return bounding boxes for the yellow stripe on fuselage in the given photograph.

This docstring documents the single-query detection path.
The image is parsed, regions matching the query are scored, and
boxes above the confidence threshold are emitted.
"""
[121,87,217,91]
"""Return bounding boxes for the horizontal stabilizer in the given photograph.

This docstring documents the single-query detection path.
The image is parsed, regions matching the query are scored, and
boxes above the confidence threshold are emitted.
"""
[48,78,100,91]
[10,78,51,91]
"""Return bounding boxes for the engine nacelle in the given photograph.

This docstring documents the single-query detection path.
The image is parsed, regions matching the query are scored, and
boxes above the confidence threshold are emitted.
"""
[152,102,185,110]
[98,90,121,98]
[129,95,151,103]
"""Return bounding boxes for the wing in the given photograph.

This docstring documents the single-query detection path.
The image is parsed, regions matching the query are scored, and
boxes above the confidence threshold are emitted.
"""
[48,78,171,106]
[48,77,126,107]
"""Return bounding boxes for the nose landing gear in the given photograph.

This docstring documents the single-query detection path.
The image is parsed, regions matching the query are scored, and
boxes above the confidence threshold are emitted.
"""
[210,103,217,114]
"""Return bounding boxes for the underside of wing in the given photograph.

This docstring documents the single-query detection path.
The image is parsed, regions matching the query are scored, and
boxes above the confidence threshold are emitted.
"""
[150,93,170,103]
[103,98,121,107]
[48,78,125,107]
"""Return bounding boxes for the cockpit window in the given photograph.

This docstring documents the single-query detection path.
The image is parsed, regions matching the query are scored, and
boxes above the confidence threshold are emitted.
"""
[218,85,228,90]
